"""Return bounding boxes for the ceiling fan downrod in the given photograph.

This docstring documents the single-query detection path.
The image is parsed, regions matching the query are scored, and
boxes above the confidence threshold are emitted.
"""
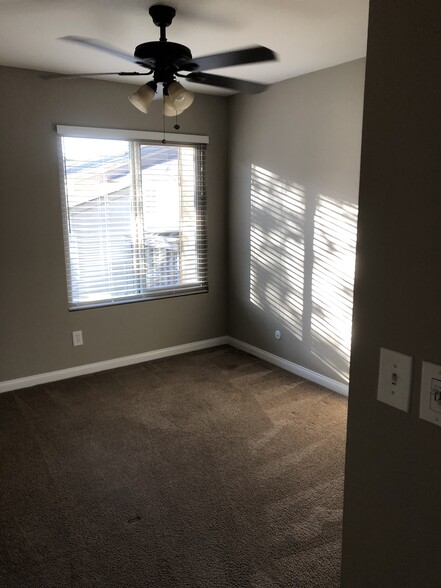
[148,4,176,42]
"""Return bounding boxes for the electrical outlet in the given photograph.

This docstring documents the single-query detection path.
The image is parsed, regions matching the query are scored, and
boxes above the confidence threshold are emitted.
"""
[72,330,83,347]
[377,347,413,412]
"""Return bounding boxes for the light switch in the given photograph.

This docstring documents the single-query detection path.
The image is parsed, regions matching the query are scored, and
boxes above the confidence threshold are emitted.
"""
[377,348,413,412]
[419,362,441,427]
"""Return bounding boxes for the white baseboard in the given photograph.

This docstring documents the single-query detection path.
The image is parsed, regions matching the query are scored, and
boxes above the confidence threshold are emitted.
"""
[0,336,229,394]
[0,335,348,397]
[227,337,349,397]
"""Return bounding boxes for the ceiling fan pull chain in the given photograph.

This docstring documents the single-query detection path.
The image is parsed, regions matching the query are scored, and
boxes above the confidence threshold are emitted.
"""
[162,101,167,144]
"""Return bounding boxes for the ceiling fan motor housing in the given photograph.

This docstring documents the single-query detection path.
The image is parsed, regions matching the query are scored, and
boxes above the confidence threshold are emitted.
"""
[134,41,196,82]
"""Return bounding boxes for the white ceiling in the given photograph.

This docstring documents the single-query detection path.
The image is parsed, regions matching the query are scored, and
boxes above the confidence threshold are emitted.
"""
[0,0,369,95]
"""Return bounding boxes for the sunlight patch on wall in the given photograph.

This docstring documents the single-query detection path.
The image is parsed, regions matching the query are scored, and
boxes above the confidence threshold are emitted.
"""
[311,195,358,382]
[250,165,305,340]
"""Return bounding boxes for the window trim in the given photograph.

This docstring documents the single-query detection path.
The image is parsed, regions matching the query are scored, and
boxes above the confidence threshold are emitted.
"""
[56,125,209,145]
[57,125,209,311]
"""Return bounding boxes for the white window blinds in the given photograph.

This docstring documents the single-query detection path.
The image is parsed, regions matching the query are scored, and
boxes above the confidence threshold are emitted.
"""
[57,126,208,310]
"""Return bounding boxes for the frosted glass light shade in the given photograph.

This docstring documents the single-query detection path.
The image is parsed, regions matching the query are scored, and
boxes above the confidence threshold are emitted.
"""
[163,95,183,117]
[167,81,194,112]
[128,82,156,113]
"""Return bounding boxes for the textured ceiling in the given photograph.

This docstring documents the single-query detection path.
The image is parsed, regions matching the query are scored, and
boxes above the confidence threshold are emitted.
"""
[0,0,369,95]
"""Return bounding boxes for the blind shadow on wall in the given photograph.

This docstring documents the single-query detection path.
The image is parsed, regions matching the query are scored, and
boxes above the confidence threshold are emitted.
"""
[249,164,358,383]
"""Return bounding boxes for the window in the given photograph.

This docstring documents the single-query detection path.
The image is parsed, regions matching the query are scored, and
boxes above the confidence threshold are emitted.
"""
[57,126,208,310]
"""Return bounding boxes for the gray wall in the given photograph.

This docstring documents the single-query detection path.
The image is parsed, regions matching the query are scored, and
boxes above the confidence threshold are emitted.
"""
[0,66,228,381]
[341,1,441,586]
[228,59,365,384]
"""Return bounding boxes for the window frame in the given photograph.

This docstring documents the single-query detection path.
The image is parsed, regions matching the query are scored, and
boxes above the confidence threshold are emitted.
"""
[57,125,209,311]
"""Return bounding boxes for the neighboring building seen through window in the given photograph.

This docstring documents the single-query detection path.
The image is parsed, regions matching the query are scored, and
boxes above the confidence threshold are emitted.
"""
[58,130,207,310]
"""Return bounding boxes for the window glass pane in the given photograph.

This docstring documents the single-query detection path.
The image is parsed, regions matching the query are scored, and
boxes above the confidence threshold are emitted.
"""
[62,137,136,305]
[141,145,180,231]
[140,145,180,289]
[178,146,199,285]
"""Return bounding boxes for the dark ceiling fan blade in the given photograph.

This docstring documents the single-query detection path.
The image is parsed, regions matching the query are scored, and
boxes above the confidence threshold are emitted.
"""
[180,45,276,72]
[59,36,155,68]
[185,71,269,94]
[41,71,152,80]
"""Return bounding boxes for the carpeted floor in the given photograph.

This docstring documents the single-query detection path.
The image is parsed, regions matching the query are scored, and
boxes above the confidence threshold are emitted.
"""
[0,346,347,587]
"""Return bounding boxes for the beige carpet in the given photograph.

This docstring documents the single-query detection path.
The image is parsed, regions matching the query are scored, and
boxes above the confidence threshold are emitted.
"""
[0,345,347,587]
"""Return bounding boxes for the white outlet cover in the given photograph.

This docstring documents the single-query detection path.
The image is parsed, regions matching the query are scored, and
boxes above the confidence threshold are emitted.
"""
[377,348,413,412]
[419,361,441,427]
[72,330,83,347]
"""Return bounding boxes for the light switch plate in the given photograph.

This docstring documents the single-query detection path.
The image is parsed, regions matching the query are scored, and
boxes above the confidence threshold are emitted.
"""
[377,348,413,412]
[419,361,441,427]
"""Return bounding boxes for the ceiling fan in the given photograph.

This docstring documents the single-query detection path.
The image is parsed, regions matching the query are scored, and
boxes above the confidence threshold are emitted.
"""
[47,4,277,115]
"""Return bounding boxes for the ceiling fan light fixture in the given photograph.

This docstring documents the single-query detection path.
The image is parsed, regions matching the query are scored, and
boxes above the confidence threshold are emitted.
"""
[128,81,157,113]
[167,81,194,112]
